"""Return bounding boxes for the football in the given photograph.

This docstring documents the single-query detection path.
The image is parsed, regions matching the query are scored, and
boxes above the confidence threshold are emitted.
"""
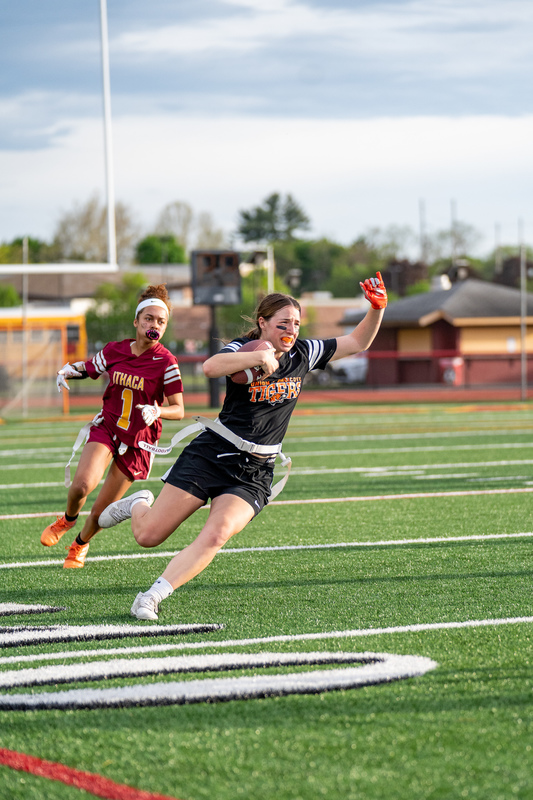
[230,339,273,384]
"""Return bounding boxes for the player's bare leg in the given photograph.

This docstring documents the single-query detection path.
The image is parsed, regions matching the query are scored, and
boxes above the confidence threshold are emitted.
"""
[122,486,254,620]
[41,442,112,547]
[131,494,254,620]
[65,442,113,519]
[130,482,205,546]
[63,447,132,569]
[75,459,134,544]
[159,494,254,588]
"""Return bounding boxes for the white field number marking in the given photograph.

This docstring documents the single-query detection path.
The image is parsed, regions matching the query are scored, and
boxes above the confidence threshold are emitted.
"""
[0,611,437,711]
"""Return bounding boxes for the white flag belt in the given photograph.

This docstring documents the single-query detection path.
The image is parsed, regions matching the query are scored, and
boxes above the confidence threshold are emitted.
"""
[139,415,292,500]
[64,411,106,487]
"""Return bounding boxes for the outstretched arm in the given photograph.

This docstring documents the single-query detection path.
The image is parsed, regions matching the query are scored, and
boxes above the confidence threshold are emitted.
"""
[56,361,88,392]
[331,272,387,361]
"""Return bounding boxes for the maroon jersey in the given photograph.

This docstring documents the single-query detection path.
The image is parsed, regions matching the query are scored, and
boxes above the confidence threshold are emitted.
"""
[84,340,183,448]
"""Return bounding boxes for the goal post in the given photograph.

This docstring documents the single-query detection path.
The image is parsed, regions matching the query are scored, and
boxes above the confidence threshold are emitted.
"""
[0,264,118,418]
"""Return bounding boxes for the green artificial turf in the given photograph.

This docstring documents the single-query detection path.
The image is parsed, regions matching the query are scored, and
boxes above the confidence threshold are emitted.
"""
[0,401,532,800]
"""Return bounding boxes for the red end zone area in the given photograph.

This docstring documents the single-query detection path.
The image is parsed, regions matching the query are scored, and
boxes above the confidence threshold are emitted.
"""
[0,747,181,800]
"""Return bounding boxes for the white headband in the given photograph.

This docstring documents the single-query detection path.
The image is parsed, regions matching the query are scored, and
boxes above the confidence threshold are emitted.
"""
[135,298,169,318]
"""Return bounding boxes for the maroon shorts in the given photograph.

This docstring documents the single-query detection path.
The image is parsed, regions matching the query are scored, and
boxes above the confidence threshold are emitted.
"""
[87,422,154,481]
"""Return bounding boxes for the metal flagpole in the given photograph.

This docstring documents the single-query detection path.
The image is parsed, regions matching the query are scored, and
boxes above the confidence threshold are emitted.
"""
[99,0,117,265]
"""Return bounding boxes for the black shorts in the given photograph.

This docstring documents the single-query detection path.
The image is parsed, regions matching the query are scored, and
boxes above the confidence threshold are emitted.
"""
[162,432,275,516]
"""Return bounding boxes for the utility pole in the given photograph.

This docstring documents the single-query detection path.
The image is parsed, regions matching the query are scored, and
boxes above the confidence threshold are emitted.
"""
[494,223,503,276]
[418,198,428,264]
[450,199,458,269]
[518,219,527,401]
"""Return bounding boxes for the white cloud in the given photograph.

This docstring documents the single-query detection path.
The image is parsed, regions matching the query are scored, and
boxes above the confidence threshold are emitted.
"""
[1,110,531,253]
[109,0,533,82]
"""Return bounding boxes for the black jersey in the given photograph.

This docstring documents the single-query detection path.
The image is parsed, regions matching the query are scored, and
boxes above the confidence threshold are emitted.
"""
[217,337,337,446]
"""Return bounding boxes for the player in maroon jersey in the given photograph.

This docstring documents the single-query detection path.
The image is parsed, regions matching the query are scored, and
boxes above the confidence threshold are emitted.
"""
[98,274,387,620]
[40,284,184,569]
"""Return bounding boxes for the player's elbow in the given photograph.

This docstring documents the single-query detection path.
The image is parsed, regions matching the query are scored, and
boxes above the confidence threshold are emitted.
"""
[202,358,219,379]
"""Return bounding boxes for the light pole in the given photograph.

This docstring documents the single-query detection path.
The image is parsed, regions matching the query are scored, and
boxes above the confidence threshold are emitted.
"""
[99,0,117,265]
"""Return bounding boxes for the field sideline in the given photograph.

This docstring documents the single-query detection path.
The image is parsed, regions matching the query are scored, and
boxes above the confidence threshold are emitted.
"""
[0,399,532,799]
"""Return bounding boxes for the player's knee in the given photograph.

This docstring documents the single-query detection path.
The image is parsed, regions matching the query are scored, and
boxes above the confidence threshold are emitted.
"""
[69,478,90,502]
[204,526,235,551]
[133,526,157,548]
[132,519,161,548]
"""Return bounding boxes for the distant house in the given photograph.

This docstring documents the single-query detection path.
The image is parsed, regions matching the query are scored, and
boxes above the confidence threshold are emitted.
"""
[340,279,533,386]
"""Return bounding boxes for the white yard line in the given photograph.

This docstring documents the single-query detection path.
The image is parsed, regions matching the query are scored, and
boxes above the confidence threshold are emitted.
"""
[3,457,533,488]
[1,616,532,666]
[6,456,533,476]
[2,530,532,570]
[2,484,533,521]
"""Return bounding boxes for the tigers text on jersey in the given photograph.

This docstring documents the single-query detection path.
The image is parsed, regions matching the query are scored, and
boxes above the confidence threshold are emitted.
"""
[218,337,337,446]
[84,340,183,447]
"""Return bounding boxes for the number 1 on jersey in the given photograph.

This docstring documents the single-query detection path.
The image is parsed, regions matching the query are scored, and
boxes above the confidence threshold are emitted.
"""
[118,388,133,430]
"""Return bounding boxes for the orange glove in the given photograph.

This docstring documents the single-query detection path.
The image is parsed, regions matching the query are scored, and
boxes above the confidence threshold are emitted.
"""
[360,271,387,310]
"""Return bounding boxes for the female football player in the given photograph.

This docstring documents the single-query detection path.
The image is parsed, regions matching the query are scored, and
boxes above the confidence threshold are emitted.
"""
[40,284,184,569]
[99,273,387,619]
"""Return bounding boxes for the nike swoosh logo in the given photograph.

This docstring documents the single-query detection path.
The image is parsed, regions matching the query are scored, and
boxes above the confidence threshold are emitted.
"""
[289,352,296,358]
[133,470,143,476]
[153,357,163,360]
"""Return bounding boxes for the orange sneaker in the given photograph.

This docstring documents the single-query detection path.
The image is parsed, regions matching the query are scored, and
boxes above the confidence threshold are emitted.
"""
[63,541,89,569]
[41,515,77,547]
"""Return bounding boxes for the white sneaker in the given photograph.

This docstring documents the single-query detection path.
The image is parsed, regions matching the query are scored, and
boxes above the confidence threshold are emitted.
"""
[98,490,154,529]
[131,592,160,621]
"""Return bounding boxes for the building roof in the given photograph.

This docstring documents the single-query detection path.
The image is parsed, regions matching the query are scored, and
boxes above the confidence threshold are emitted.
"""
[341,279,533,329]
[0,264,190,303]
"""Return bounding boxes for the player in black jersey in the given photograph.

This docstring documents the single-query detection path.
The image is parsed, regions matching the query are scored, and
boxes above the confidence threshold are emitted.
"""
[98,273,388,620]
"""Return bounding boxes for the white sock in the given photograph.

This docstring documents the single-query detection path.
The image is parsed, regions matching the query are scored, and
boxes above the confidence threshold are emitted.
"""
[131,497,149,510]
[148,576,174,602]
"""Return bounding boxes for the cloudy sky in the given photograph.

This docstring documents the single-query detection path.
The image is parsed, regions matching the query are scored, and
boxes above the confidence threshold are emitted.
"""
[1,0,532,259]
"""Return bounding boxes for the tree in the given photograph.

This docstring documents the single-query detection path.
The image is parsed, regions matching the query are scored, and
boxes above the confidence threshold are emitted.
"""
[0,284,21,307]
[136,235,186,265]
[425,221,482,263]
[85,272,151,349]
[52,195,140,264]
[154,201,194,251]
[405,279,431,296]
[216,270,292,341]
[274,237,355,296]
[363,225,417,261]
[325,262,359,298]
[195,211,227,249]
[152,201,227,253]
[282,194,311,240]
[237,193,311,243]
[0,237,60,264]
